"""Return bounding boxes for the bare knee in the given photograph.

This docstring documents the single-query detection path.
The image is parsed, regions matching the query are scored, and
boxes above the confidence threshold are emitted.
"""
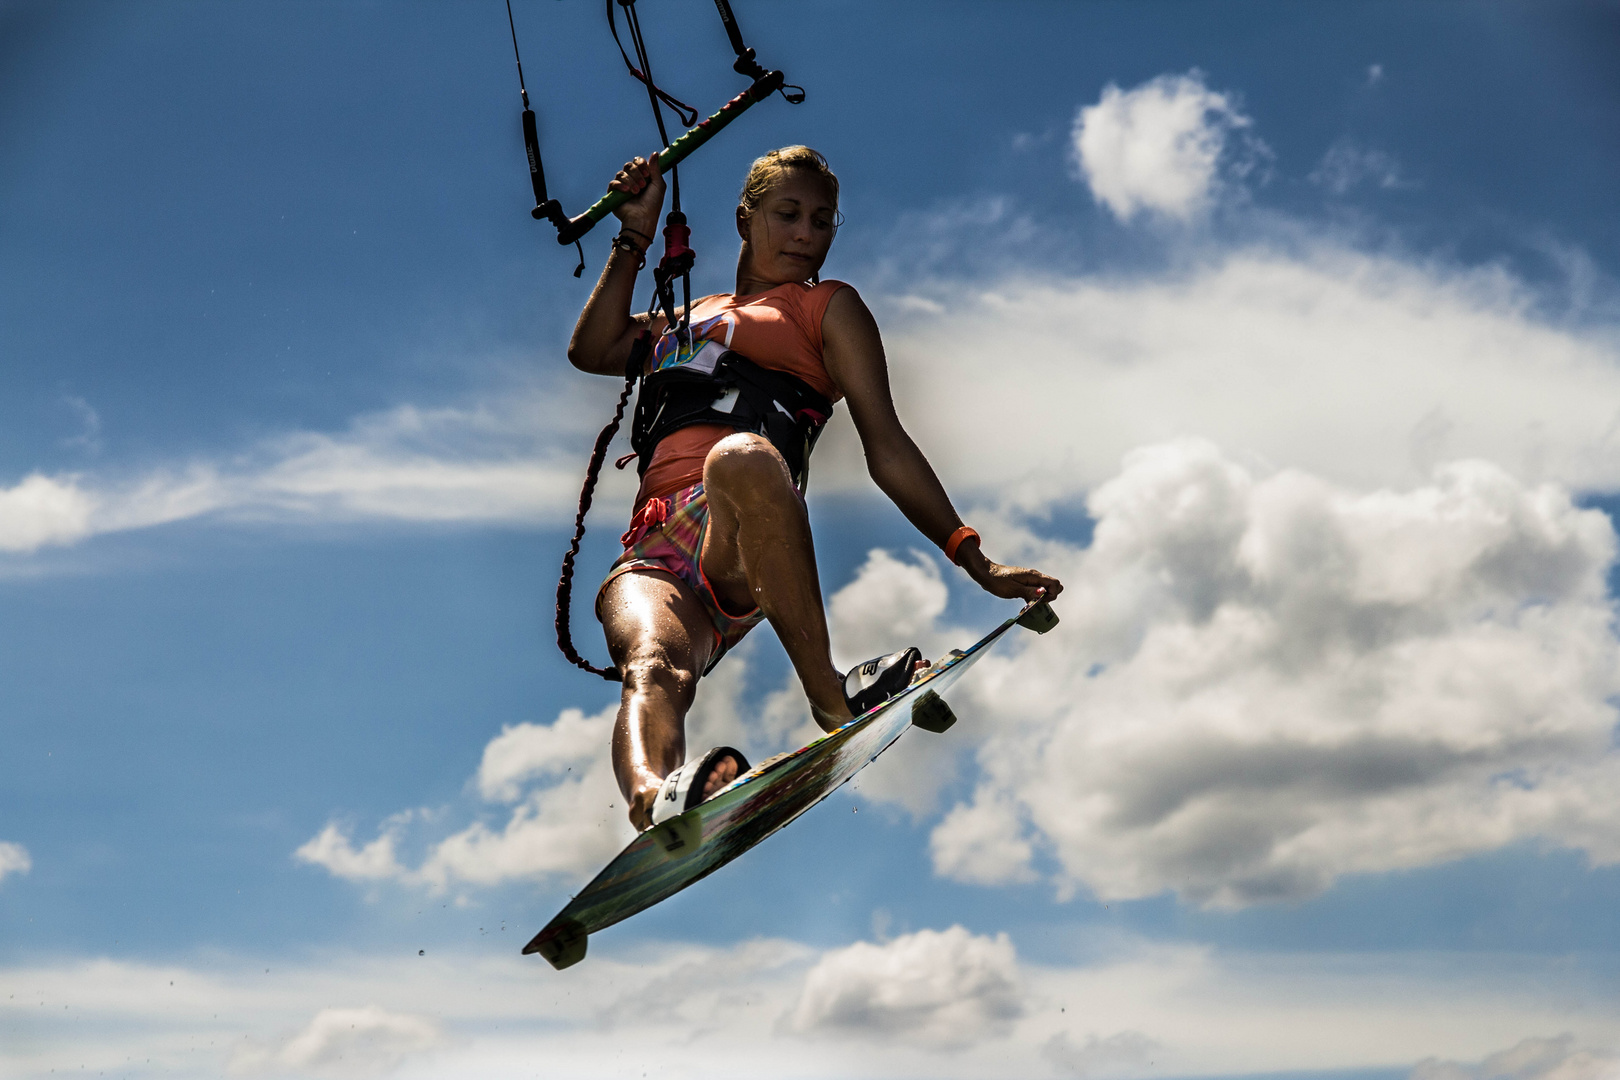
[704,432,793,498]
[619,648,700,712]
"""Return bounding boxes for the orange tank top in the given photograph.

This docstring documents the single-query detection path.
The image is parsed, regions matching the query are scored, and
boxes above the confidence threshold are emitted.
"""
[634,280,847,504]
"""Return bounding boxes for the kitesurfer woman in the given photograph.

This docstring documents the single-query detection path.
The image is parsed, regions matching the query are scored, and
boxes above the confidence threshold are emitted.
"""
[567,146,1063,830]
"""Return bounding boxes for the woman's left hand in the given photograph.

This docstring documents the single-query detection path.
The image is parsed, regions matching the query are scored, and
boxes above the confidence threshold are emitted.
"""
[963,553,1063,603]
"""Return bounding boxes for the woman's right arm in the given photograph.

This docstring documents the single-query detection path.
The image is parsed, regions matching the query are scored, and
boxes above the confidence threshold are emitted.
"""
[565,155,668,377]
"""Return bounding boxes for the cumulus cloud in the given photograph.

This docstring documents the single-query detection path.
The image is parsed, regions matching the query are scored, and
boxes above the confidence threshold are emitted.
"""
[833,246,1620,504]
[295,817,411,883]
[1412,1035,1620,1080]
[1071,71,1264,222]
[821,548,990,816]
[827,548,954,670]
[474,708,606,803]
[230,1005,444,1078]
[297,704,633,890]
[0,383,625,555]
[923,440,1620,906]
[931,795,1038,886]
[0,841,31,885]
[790,926,1024,1048]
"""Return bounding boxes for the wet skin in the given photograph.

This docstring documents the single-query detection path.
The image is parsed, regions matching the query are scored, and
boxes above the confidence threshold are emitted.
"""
[569,154,1064,830]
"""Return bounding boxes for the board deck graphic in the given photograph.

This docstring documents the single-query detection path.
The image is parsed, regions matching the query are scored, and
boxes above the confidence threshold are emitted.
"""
[523,600,1058,969]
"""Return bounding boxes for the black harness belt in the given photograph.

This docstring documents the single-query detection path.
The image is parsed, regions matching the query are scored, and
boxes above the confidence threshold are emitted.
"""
[629,342,834,494]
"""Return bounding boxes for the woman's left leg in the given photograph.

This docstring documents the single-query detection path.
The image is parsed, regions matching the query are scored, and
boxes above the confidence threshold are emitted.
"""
[698,432,853,730]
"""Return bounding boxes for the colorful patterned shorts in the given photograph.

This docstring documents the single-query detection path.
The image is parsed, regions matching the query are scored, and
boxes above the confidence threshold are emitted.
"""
[596,482,765,673]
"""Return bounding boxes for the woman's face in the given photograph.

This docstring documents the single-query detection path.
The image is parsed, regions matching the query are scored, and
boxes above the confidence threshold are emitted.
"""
[738,170,837,285]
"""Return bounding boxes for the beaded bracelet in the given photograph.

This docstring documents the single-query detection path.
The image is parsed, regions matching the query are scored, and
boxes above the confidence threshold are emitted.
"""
[610,233,647,268]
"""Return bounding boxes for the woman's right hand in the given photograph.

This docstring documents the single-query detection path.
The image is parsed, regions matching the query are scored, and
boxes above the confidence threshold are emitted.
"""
[609,153,665,243]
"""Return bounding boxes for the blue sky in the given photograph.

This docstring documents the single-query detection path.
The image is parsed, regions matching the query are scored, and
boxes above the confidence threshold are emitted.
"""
[5,2,1620,1078]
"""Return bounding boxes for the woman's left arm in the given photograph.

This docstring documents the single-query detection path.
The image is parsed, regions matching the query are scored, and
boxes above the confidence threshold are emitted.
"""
[821,287,1063,603]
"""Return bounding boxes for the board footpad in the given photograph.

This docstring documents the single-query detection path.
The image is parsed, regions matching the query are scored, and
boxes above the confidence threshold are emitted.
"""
[649,809,702,860]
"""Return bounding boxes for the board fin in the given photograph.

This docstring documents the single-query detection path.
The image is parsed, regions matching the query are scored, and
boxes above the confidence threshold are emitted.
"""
[1018,601,1059,634]
[910,690,957,733]
[524,917,588,970]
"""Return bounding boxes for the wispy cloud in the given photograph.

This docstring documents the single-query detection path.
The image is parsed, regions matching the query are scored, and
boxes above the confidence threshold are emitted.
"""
[0,385,632,556]
[1311,138,1413,194]
[0,841,31,885]
[58,395,103,455]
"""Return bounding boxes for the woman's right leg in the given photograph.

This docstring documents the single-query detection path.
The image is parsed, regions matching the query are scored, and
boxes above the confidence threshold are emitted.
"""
[599,570,724,830]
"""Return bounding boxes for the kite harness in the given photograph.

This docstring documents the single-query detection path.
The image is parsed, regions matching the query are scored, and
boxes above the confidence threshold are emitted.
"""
[504,0,806,680]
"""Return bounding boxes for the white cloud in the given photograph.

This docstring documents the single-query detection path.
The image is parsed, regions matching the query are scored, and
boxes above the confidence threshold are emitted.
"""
[931,795,1038,886]
[230,1006,444,1078]
[827,547,954,670]
[474,709,606,803]
[297,704,633,890]
[244,403,586,523]
[0,841,31,884]
[295,819,410,883]
[833,246,1620,504]
[415,737,627,888]
[923,440,1620,906]
[1071,71,1263,222]
[1412,1035,1620,1080]
[790,926,1024,1048]
[0,382,629,555]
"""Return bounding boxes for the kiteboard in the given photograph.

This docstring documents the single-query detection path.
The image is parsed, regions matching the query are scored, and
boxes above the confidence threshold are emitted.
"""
[522,599,1059,969]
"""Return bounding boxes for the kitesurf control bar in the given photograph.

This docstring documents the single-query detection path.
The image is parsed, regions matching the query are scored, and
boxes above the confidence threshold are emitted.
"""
[548,69,786,245]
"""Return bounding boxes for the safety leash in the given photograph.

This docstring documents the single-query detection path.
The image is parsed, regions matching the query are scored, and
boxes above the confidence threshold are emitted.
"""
[505,0,804,679]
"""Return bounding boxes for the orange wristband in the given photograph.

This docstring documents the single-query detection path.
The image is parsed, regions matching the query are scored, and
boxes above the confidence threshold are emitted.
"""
[944,526,980,566]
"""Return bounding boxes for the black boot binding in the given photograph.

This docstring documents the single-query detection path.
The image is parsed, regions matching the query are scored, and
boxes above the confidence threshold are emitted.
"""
[842,647,925,717]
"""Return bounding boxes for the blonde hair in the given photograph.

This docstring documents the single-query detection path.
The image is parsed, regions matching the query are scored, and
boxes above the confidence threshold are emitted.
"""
[738,146,839,220]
